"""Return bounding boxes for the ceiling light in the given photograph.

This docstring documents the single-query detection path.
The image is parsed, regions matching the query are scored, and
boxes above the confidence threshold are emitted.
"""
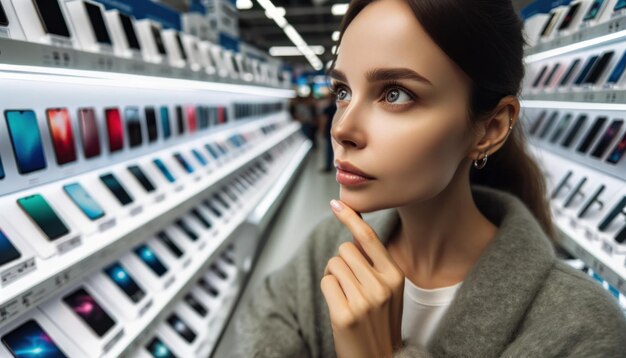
[332,4,349,16]
[332,31,340,41]
[331,45,338,54]
[265,6,286,19]
[269,46,325,56]
[236,0,253,10]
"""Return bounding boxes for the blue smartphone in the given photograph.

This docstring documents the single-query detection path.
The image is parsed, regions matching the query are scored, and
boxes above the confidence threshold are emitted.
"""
[0,230,21,267]
[573,55,599,85]
[615,0,626,11]
[153,159,176,183]
[606,50,626,85]
[2,320,68,358]
[104,262,146,303]
[63,183,106,221]
[134,244,168,277]
[146,337,177,358]
[191,149,208,167]
[5,110,47,174]
[17,194,69,241]
[160,106,171,139]
[0,153,4,179]
[205,144,220,160]
[173,153,194,174]
[584,0,606,21]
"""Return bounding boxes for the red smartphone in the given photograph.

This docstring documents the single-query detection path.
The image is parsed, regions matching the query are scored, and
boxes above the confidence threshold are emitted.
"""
[105,108,124,152]
[78,108,101,158]
[186,105,197,133]
[217,107,225,124]
[47,108,77,165]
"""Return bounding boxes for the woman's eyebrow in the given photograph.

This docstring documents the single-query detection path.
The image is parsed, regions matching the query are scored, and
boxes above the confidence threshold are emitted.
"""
[366,68,432,85]
[329,69,348,82]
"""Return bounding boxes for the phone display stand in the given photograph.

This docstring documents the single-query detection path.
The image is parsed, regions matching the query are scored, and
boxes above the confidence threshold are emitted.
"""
[11,0,75,48]
[65,0,114,54]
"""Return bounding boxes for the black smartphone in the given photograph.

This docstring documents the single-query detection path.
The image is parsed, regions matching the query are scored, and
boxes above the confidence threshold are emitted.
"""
[598,196,626,232]
[125,107,143,148]
[146,337,177,358]
[198,278,219,297]
[128,165,156,193]
[2,320,68,357]
[100,173,134,206]
[203,200,223,218]
[190,209,212,229]
[574,55,599,85]
[104,262,146,303]
[166,314,196,343]
[119,13,141,50]
[175,33,188,60]
[558,3,582,31]
[33,0,71,38]
[591,119,623,158]
[134,244,168,277]
[0,1,9,26]
[176,219,198,241]
[173,153,194,174]
[539,111,560,139]
[606,131,626,164]
[550,113,573,144]
[84,2,111,45]
[145,107,158,142]
[0,230,21,267]
[157,231,184,258]
[529,111,548,135]
[150,25,167,55]
[17,194,69,241]
[540,12,557,37]
[210,263,228,280]
[213,193,231,209]
[175,106,184,135]
[184,294,208,317]
[577,116,608,154]
[578,185,605,219]
[63,288,116,337]
[561,114,588,148]
[551,171,573,199]
[205,144,220,159]
[584,51,614,84]
[559,59,581,86]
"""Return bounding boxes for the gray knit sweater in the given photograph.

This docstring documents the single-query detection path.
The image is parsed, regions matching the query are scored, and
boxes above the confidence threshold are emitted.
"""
[233,186,626,357]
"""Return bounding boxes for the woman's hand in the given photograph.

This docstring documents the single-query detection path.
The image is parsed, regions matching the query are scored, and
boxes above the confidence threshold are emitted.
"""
[321,199,405,358]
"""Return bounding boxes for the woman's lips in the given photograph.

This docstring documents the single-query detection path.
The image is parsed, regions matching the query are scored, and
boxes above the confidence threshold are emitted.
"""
[336,168,375,186]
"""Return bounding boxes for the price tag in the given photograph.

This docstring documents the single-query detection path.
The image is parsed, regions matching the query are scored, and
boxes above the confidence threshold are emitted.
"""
[584,228,594,241]
[154,193,166,203]
[102,329,125,354]
[175,184,184,192]
[98,218,117,232]
[57,235,82,255]
[138,299,153,317]
[129,205,143,217]
[183,258,192,268]
[0,258,36,287]
[602,241,614,256]
[164,276,175,289]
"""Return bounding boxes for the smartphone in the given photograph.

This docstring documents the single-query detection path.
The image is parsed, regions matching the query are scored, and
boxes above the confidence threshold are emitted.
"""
[558,3,581,31]
[197,106,209,129]
[606,131,626,164]
[606,50,626,85]
[47,108,77,165]
[63,288,116,337]
[186,106,197,133]
[550,113,573,144]
[150,25,167,55]
[198,278,219,297]
[175,33,188,60]
[173,153,194,174]
[125,107,143,148]
[591,120,623,158]
[33,0,71,38]
[63,183,105,221]
[105,108,124,153]
[175,219,198,241]
[1,320,68,357]
[128,165,156,193]
[145,107,158,142]
[17,194,69,241]
[119,13,141,50]
[615,0,626,11]
[78,108,101,159]
[0,1,9,27]
[205,144,220,160]
[157,231,184,258]
[210,263,227,280]
[190,208,212,229]
[218,107,226,124]
[584,0,606,21]
[100,173,133,206]
[542,63,561,88]
[146,337,177,358]
[203,200,223,218]
[166,314,196,343]
[559,59,581,87]
[175,106,184,135]
[191,149,208,167]
[84,1,111,45]
[574,55,599,85]
[0,154,4,179]
[578,116,607,154]
[529,111,548,136]
[561,114,588,148]
[5,110,47,174]
[0,230,21,267]
[539,111,560,139]
[160,106,171,139]
[134,244,168,277]
[584,51,614,84]
[153,159,176,183]
[184,294,208,317]
[104,262,146,303]
[599,196,626,231]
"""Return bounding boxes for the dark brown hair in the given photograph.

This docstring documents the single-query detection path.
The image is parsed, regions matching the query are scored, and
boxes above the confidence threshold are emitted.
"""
[333,0,556,240]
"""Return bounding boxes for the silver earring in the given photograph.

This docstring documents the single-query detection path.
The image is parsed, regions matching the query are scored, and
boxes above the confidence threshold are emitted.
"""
[474,152,488,170]
[509,117,514,131]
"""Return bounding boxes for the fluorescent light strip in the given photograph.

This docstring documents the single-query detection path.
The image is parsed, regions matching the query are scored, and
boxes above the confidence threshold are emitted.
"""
[526,29,626,63]
[332,3,349,16]
[270,46,325,56]
[0,63,295,98]
[521,99,626,111]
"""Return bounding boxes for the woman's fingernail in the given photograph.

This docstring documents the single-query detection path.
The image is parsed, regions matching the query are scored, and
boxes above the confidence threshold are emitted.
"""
[330,200,343,212]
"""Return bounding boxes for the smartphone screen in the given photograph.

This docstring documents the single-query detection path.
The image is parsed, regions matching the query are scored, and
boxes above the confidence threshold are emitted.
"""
[542,63,561,87]
[173,153,194,174]
[550,113,572,143]
[160,106,171,139]
[153,159,176,183]
[146,337,177,358]
[157,231,184,258]
[134,244,168,277]
[105,108,124,153]
[606,50,626,85]
[100,173,133,206]
[145,107,158,142]
[127,165,156,193]
[63,288,116,337]
[184,294,208,317]
[198,278,219,297]
[192,149,207,167]
[63,183,105,221]
[33,0,71,38]
[0,230,21,267]
[17,194,69,241]
[150,25,167,55]
[558,3,581,31]
[607,132,626,164]
[0,1,9,26]
[574,55,599,85]
[190,208,212,229]
[578,117,608,153]
[119,13,141,50]
[584,0,606,21]
[1,320,68,358]
[175,33,188,60]
[104,262,146,303]
[186,106,197,133]
[167,314,196,343]
[175,219,198,241]
[561,114,588,148]
[78,108,101,159]
[584,51,614,84]
[175,106,184,135]
[47,108,77,165]
[559,59,581,86]
[205,144,220,159]
[125,107,143,148]
[615,0,626,11]
[84,2,111,45]
[5,110,47,174]
[591,120,623,158]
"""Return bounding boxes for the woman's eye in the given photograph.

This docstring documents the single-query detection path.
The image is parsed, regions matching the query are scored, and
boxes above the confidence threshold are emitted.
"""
[385,88,412,104]
[336,88,351,101]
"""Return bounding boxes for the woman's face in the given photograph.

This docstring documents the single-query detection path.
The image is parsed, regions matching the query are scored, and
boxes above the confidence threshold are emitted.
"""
[331,0,476,213]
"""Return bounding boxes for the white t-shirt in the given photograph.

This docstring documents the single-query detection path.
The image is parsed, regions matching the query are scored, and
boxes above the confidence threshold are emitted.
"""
[401,278,463,347]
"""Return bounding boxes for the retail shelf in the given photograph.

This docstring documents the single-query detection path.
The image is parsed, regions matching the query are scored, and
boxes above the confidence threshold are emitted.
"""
[0,121,302,330]
[522,91,626,106]
[525,13,626,62]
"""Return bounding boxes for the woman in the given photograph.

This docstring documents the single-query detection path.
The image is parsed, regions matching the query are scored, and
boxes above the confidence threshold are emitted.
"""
[235,0,626,356]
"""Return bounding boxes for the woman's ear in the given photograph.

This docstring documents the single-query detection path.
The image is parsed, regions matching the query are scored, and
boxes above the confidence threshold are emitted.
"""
[468,96,520,161]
